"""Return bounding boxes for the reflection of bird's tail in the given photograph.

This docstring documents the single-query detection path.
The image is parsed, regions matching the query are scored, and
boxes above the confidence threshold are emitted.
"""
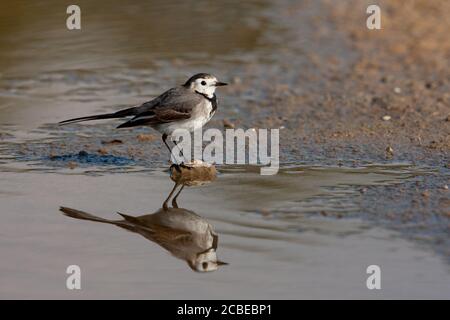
[60,206,114,224]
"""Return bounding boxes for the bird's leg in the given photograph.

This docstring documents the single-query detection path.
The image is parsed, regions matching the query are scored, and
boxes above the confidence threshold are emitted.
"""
[163,133,182,168]
[172,140,187,166]
[172,140,184,157]
[163,134,186,166]
[162,133,172,153]
[171,184,185,208]
[163,182,180,211]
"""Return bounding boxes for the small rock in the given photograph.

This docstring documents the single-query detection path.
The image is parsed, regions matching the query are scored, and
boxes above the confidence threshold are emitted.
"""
[67,162,77,170]
[97,148,108,155]
[443,185,449,190]
[421,191,430,198]
[136,134,156,142]
[382,115,391,121]
[371,96,388,108]
[78,150,88,157]
[223,119,235,129]
[101,139,123,145]
[428,141,439,149]
[394,87,401,94]
[445,115,450,122]
[386,146,394,156]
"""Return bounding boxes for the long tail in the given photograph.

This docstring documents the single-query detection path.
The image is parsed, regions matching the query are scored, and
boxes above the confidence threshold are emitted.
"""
[60,206,115,224]
[59,113,118,125]
[58,106,140,125]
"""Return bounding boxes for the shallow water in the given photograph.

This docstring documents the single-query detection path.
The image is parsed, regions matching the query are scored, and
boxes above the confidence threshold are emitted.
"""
[0,164,449,299]
[0,0,449,299]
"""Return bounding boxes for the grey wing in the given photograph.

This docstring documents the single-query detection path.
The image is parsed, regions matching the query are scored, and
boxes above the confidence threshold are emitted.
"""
[117,87,201,128]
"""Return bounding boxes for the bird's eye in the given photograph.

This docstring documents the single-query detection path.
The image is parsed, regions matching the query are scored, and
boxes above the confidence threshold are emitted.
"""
[201,81,207,86]
[202,262,208,269]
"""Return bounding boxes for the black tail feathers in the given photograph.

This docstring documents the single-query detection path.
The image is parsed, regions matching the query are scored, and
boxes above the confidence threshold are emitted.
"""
[58,113,117,125]
[58,106,140,125]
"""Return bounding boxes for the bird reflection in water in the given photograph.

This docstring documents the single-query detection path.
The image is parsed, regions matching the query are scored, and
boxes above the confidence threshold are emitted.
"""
[60,162,228,272]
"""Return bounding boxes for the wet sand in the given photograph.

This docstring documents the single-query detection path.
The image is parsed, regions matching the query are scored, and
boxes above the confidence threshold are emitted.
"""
[0,0,449,298]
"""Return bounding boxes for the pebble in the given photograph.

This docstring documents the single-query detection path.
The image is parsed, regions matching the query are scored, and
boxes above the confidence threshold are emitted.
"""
[223,119,235,129]
[101,139,123,145]
[394,87,402,94]
[67,161,77,169]
[97,148,108,155]
[386,146,394,155]
[443,185,449,190]
[382,115,391,121]
[136,134,156,142]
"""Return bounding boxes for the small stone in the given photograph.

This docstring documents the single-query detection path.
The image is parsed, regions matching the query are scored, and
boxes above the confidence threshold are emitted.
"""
[371,97,388,108]
[97,148,108,155]
[67,162,77,169]
[394,87,401,94]
[382,115,391,121]
[101,139,123,145]
[386,146,394,155]
[136,134,156,142]
[78,150,88,157]
[421,191,430,198]
[443,185,449,190]
[428,141,439,149]
[445,115,450,122]
[223,119,235,129]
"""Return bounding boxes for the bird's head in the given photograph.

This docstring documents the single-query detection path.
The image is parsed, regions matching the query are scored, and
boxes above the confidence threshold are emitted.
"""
[184,73,227,98]
[187,247,229,273]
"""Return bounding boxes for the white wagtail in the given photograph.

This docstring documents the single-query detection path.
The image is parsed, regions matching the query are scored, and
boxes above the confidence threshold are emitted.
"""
[59,73,227,157]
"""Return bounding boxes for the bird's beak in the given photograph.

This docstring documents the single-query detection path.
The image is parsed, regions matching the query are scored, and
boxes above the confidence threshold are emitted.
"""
[217,260,229,266]
[215,81,228,86]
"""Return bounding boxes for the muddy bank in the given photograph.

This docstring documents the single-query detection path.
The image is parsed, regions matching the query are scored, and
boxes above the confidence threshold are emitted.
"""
[250,0,450,260]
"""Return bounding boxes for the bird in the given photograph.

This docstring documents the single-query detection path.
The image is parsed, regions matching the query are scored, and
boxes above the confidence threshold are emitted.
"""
[59,165,227,272]
[59,73,227,156]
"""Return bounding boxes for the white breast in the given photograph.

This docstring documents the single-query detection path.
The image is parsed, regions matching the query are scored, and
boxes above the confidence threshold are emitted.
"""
[154,100,214,136]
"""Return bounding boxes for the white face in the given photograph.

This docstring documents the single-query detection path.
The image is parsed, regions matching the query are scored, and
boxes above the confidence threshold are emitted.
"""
[191,77,219,98]
[189,250,227,272]
[193,250,219,272]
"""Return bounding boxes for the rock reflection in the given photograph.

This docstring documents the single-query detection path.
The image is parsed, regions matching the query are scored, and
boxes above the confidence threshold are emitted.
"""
[60,162,227,272]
